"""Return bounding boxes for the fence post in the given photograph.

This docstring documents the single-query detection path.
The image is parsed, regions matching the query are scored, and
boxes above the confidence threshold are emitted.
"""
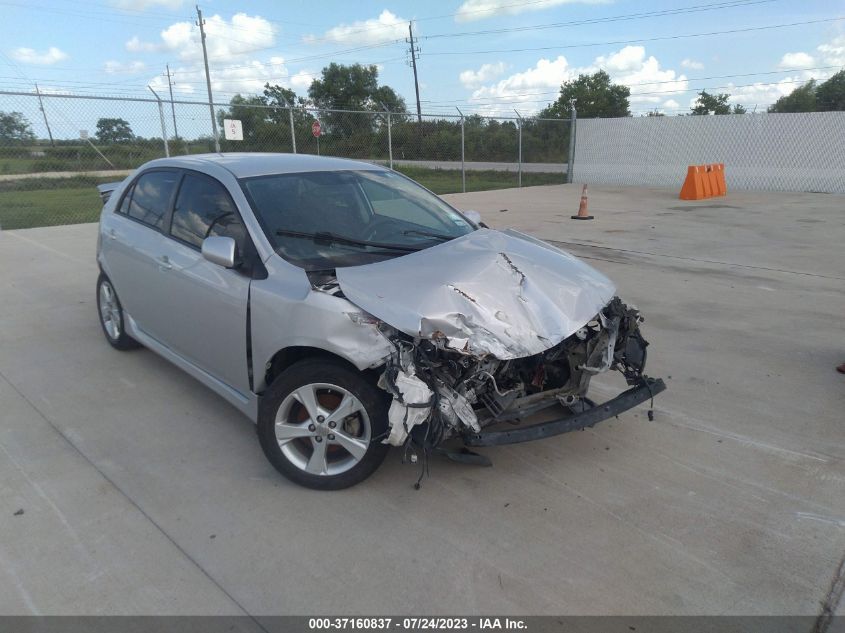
[456,107,465,193]
[380,102,393,169]
[285,99,297,154]
[567,106,577,184]
[387,110,393,169]
[514,110,523,188]
[148,86,169,158]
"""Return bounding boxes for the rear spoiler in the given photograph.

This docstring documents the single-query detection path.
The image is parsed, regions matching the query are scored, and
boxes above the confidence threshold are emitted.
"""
[97,182,124,204]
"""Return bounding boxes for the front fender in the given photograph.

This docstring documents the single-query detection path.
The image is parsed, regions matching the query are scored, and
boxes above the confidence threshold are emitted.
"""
[249,258,393,393]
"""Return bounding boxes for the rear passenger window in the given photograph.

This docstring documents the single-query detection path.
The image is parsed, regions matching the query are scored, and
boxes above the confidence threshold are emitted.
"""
[126,171,179,230]
[170,173,245,249]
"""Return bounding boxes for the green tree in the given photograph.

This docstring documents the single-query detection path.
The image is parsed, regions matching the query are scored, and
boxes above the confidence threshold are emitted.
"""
[690,91,745,115]
[262,84,314,132]
[768,80,817,113]
[816,70,845,111]
[95,118,134,143]
[308,63,406,138]
[0,111,35,143]
[541,70,630,119]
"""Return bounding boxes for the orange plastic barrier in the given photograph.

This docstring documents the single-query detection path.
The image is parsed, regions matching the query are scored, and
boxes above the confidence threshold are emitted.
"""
[679,163,727,200]
[715,163,727,195]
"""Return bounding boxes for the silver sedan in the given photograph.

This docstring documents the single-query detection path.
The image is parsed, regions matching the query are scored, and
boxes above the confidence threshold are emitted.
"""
[96,153,663,489]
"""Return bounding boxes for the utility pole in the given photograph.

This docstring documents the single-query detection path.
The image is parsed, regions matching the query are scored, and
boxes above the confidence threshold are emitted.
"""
[407,22,422,124]
[196,4,220,152]
[34,83,54,147]
[165,64,179,141]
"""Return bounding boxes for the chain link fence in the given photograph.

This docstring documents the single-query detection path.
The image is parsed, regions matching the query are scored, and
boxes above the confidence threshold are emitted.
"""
[0,90,570,229]
[571,111,845,193]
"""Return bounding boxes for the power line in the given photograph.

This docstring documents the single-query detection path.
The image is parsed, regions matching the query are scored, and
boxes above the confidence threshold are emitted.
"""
[423,0,780,39]
[424,16,845,56]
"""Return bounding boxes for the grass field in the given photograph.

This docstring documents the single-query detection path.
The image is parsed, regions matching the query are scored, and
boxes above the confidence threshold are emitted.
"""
[0,168,564,230]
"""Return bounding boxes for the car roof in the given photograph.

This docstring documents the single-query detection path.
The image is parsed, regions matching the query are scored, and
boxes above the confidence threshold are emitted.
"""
[141,153,386,179]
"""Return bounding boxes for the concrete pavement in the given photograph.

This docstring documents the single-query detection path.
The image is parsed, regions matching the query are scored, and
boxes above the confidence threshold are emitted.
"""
[0,185,843,616]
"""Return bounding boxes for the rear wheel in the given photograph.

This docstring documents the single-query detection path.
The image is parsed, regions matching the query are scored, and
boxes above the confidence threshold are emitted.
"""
[258,359,390,490]
[96,273,140,351]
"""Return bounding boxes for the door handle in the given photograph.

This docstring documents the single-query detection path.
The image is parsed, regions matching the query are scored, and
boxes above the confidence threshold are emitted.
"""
[158,255,172,271]
[108,228,117,240]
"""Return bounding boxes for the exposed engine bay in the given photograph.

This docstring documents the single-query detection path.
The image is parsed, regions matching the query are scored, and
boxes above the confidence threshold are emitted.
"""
[376,296,651,450]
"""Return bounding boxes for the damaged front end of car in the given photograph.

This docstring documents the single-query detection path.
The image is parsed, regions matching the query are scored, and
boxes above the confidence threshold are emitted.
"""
[375,296,664,456]
[328,228,665,475]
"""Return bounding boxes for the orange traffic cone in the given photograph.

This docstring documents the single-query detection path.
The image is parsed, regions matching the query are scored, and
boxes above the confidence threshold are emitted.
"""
[571,184,594,220]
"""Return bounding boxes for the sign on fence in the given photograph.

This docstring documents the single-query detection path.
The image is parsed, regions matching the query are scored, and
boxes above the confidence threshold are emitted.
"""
[311,120,322,138]
[223,119,243,141]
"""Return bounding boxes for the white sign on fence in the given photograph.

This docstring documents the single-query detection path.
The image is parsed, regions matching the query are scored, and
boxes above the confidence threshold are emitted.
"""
[79,130,88,140]
[223,119,243,141]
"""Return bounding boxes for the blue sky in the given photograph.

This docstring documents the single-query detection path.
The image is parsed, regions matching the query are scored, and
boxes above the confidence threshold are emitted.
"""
[1,0,843,118]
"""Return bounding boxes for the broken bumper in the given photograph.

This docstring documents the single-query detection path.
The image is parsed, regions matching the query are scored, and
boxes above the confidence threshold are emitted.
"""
[463,377,666,447]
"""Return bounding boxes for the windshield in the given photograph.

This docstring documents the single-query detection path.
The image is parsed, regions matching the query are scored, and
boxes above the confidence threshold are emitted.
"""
[240,170,474,269]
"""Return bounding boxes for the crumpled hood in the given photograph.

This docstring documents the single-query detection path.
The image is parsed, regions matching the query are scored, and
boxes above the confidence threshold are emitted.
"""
[335,228,616,360]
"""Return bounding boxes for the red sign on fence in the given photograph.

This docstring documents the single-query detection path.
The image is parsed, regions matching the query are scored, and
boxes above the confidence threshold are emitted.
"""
[311,120,321,138]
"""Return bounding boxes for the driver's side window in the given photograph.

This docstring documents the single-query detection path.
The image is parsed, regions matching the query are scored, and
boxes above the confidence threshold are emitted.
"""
[169,172,245,250]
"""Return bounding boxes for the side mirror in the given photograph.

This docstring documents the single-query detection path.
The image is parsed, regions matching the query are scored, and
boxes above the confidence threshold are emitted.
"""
[462,209,482,225]
[202,236,237,269]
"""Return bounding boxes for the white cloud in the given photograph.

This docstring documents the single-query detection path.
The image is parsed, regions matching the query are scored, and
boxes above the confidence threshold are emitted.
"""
[126,13,276,61]
[459,62,507,88]
[597,46,688,104]
[817,35,845,66]
[663,99,680,109]
[690,77,799,110]
[125,35,160,53]
[104,60,146,74]
[148,57,294,97]
[467,45,688,114]
[731,35,845,108]
[469,56,572,112]
[455,0,608,22]
[10,46,67,65]
[111,0,183,10]
[778,52,815,69]
[680,58,704,70]
[291,70,316,90]
[303,10,408,45]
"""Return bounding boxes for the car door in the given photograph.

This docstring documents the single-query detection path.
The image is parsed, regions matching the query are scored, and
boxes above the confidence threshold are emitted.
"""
[100,169,181,337]
[147,170,253,396]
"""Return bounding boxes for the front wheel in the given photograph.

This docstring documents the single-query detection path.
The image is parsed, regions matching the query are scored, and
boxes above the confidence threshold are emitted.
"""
[96,273,140,351]
[258,359,390,490]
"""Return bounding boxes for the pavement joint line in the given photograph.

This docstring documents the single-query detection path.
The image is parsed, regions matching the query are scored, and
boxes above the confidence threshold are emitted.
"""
[813,551,845,633]
[549,239,845,281]
[3,231,88,265]
[0,368,267,626]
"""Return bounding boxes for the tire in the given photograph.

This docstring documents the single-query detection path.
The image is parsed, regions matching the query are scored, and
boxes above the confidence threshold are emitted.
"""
[96,273,141,351]
[258,359,390,490]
